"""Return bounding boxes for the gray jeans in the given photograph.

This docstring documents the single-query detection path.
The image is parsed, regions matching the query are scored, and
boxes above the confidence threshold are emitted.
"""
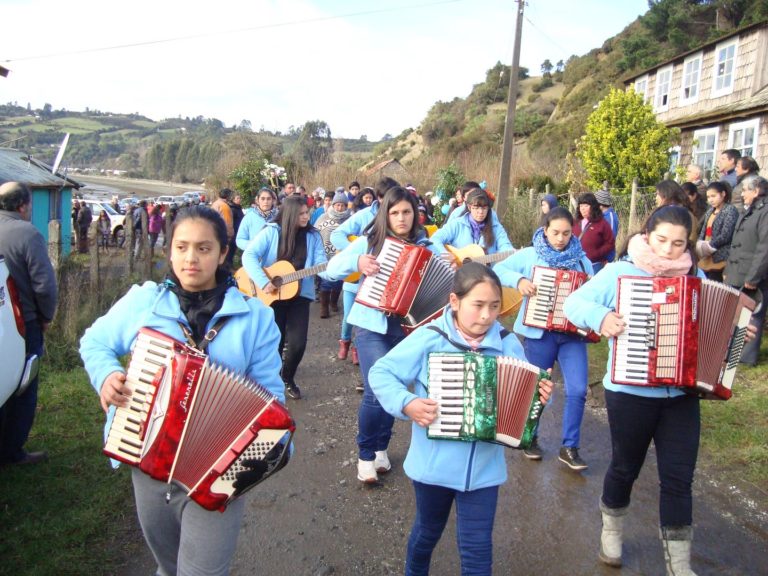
[131,468,245,576]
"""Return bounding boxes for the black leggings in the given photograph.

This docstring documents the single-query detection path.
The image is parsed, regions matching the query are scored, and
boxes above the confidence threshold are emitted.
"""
[271,297,311,384]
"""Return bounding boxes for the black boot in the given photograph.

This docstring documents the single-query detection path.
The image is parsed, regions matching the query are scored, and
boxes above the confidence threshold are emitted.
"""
[319,290,330,319]
[329,288,341,313]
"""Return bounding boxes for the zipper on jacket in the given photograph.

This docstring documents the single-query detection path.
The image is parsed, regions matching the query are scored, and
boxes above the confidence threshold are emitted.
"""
[464,442,477,491]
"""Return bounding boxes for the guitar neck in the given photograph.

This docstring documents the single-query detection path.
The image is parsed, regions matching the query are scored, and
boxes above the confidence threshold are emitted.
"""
[472,250,516,265]
[279,262,328,284]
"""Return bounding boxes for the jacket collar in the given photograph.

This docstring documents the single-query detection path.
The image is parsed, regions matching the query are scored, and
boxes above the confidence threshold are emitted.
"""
[152,284,250,322]
[432,305,505,354]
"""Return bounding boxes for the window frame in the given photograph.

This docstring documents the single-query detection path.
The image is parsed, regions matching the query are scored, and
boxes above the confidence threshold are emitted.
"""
[679,52,702,105]
[633,74,649,104]
[711,39,738,98]
[691,127,720,174]
[727,118,760,158]
[654,65,674,112]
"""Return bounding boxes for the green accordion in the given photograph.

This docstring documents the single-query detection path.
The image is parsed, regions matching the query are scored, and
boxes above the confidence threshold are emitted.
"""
[426,352,546,449]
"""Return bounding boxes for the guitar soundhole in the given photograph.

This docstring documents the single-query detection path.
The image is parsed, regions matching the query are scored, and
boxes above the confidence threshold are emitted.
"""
[272,276,284,288]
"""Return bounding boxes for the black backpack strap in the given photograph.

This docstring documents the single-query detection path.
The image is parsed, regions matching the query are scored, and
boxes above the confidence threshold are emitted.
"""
[426,325,473,352]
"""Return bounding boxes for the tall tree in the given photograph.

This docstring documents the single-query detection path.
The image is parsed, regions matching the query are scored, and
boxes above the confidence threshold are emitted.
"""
[292,120,333,170]
[541,59,553,77]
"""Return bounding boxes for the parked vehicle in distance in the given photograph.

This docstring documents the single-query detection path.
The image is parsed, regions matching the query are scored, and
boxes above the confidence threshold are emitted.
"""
[0,257,39,408]
[74,199,126,246]
[154,195,175,206]
[172,195,190,207]
[183,191,204,205]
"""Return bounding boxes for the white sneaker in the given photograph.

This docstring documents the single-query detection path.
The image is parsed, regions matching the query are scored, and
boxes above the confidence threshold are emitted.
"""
[357,459,378,483]
[374,450,391,473]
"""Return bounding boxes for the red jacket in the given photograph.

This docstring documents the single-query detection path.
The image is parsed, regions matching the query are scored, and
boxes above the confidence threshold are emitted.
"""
[573,216,615,264]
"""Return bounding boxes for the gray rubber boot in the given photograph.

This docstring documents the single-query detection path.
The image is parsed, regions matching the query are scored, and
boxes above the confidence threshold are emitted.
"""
[598,499,628,567]
[661,526,697,576]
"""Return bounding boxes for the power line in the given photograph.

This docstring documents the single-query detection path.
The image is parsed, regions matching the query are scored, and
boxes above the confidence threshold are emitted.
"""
[4,0,466,63]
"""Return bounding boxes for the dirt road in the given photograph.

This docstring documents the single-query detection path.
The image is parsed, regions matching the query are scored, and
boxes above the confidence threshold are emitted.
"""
[122,299,767,576]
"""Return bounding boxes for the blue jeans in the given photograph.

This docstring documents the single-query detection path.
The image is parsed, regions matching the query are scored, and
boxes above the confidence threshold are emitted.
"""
[0,321,44,464]
[355,318,405,460]
[523,332,588,448]
[406,481,499,576]
[319,278,342,292]
[340,289,355,341]
[602,390,700,527]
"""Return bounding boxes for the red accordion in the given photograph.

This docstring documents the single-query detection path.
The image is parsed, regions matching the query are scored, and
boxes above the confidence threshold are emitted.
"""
[613,276,700,387]
[355,238,454,331]
[522,266,600,342]
[104,328,295,511]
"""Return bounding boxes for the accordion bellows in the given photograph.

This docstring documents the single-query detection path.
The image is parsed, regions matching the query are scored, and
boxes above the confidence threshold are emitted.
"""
[426,352,546,449]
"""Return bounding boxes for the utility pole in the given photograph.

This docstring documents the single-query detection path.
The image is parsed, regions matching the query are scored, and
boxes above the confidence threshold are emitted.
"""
[495,0,526,216]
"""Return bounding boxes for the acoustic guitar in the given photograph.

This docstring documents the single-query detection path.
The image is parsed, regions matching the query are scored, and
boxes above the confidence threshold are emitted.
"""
[444,244,522,318]
[234,261,328,307]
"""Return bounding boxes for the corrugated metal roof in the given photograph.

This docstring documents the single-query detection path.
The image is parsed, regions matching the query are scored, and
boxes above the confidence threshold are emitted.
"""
[0,148,82,188]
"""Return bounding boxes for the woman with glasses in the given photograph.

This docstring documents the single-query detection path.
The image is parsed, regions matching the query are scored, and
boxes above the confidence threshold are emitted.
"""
[429,189,514,256]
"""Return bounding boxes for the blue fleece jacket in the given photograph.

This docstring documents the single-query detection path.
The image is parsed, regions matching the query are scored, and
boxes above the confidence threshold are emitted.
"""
[241,223,327,301]
[369,305,526,491]
[236,209,274,251]
[429,212,514,255]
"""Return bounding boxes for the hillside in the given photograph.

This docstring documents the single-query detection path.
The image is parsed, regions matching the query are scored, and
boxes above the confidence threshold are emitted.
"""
[372,0,768,179]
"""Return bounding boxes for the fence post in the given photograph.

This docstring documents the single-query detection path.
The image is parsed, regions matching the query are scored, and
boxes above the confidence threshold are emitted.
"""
[545,183,550,195]
[628,178,639,233]
[89,221,100,304]
[47,220,61,271]
[528,187,535,208]
[126,207,135,275]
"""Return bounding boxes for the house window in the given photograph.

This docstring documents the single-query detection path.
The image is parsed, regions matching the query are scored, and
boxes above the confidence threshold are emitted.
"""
[680,53,702,105]
[654,66,673,111]
[728,119,759,157]
[669,146,681,174]
[633,75,648,103]
[712,39,737,97]
[692,127,719,172]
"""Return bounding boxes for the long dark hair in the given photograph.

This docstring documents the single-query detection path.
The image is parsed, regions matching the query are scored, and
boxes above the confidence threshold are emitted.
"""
[656,179,691,210]
[452,262,502,301]
[463,189,496,248]
[618,205,697,274]
[273,195,312,261]
[364,186,423,256]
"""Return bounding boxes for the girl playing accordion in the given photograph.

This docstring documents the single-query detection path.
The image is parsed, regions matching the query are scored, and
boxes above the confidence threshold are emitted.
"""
[369,263,552,575]
[80,206,285,576]
[494,207,594,471]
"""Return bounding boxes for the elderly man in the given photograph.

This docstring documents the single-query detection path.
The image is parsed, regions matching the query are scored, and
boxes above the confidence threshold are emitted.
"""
[0,182,58,466]
[685,164,707,196]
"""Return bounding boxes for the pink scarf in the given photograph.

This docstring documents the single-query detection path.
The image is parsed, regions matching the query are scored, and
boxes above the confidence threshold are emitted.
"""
[627,234,692,277]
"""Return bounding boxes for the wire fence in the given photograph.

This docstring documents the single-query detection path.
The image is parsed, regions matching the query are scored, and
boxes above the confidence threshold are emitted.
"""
[500,183,659,250]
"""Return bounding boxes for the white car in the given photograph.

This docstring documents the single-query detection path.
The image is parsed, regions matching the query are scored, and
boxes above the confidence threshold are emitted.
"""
[0,257,39,407]
[76,199,126,246]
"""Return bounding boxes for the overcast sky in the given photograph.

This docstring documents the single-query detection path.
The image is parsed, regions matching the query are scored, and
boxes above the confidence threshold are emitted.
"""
[2,0,649,140]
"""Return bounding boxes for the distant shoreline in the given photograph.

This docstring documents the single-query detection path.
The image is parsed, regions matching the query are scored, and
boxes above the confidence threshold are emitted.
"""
[76,174,204,199]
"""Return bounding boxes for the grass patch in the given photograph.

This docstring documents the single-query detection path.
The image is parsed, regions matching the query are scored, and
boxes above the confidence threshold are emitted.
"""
[0,368,142,576]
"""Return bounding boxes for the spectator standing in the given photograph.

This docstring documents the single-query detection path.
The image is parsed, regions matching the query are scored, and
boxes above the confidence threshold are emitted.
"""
[731,156,760,213]
[227,193,245,267]
[718,148,741,190]
[697,181,739,282]
[0,182,58,466]
[346,181,360,206]
[76,201,93,254]
[682,182,708,221]
[573,193,615,274]
[97,210,112,253]
[71,200,80,248]
[314,191,352,318]
[724,177,768,367]
[685,164,708,197]
[210,188,235,245]
[132,200,148,259]
[147,205,164,259]
[595,189,619,264]
[539,194,558,227]
[309,188,327,225]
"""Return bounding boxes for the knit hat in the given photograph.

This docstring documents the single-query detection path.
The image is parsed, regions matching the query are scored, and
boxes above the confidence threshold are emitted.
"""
[595,189,613,206]
[541,194,558,210]
[313,187,326,196]
[332,191,348,205]
[335,186,346,194]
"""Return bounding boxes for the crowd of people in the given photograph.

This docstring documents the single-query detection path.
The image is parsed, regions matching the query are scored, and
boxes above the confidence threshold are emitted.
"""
[1,147,764,575]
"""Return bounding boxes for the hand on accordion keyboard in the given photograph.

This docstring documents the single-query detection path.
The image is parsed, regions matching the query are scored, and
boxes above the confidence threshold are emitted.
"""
[403,397,439,428]
[232,441,291,496]
[599,311,626,338]
[357,254,380,277]
[100,371,130,413]
[517,278,537,297]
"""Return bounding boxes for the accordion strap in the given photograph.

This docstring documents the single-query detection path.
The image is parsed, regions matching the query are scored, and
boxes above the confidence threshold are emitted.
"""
[177,316,230,353]
[426,325,512,352]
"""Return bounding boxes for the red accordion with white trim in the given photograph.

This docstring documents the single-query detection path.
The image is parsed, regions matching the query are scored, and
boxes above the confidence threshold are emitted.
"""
[522,266,600,342]
[104,328,295,511]
[355,238,454,331]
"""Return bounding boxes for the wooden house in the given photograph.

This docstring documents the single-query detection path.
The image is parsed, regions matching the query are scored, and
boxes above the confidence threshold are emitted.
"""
[624,20,768,176]
[362,158,412,184]
[0,148,81,256]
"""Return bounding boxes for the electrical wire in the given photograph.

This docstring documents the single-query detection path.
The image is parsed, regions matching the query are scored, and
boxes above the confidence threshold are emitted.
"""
[4,0,466,63]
